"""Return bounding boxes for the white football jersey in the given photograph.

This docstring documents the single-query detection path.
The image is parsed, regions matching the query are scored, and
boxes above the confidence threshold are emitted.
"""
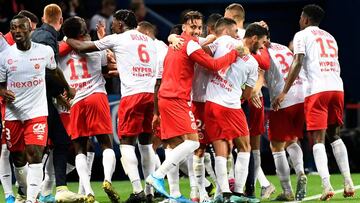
[0,42,56,121]
[206,35,258,109]
[94,29,157,97]
[58,50,107,106]
[293,26,343,96]
[192,64,211,102]
[265,42,307,109]
[237,28,246,40]
[0,34,9,53]
[154,39,168,79]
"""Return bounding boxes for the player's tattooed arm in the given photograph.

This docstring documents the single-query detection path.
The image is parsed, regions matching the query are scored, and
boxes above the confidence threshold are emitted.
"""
[0,82,15,102]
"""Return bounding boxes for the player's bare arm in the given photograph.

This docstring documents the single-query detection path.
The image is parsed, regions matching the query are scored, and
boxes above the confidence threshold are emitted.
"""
[0,82,15,102]
[66,38,99,53]
[272,53,304,110]
[152,79,161,130]
[49,68,76,100]
[242,85,253,100]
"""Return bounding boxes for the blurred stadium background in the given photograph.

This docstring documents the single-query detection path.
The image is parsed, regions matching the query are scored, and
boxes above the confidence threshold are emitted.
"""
[0,0,360,183]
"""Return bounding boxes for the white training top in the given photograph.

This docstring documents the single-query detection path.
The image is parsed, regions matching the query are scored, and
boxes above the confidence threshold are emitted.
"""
[0,42,56,121]
[94,29,157,97]
[265,42,307,109]
[206,35,258,109]
[293,26,343,96]
[59,50,107,106]
[154,38,168,79]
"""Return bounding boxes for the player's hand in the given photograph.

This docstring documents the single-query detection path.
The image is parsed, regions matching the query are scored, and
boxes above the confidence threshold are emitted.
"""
[251,94,262,108]
[0,89,15,103]
[272,92,286,111]
[256,20,269,30]
[152,114,161,131]
[107,50,116,63]
[235,45,250,57]
[65,87,76,100]
[56,94,71,111]
[96,20,106,39]
[170,36,184,50]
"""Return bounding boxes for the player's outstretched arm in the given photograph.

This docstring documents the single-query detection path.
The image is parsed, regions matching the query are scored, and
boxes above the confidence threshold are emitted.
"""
[272,53,304,110]
[66,38,99,53]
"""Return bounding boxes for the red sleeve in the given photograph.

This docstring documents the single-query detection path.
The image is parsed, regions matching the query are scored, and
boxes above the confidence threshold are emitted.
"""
[252,48,270,70]
[189,49,238,71]
[59,41,73,57]
[4,32,15,45]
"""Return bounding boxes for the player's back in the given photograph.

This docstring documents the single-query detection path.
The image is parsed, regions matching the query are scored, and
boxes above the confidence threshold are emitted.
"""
[59,49,107,105]
[266,42,306,109]
[206,35,258,109]
[294,26,343,96]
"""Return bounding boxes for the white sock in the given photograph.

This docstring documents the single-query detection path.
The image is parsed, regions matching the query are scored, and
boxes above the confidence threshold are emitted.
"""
[313,143,332,189]
[27,163,43,202]
[286,142,305,176]
[41,151,55,196]
[165,148,181,197]
[187,154,197,188]
[0,144,14,197]
[204,178,211,187]
[66,163,76,174]
[252,150,261,183]
[138,144,155,195]
[75,154,94,195]
[120,145,142,193]
[331,139,353,185]
[273,151,292,194]
[155,153,161,170]
[154,140,199,178]
[204,152,217,182]
[257,168,270,187]
[227,153,235,179]
[215,156,231,193]
[102,149,116,182]
[193,155,207,198]
[179,158,188,175]
[14,165,28,195]
[234,152,250,193]
[87,152,95,177]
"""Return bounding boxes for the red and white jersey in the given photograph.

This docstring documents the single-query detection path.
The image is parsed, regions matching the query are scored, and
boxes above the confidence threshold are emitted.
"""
[154,39,168,79]
[0,34,9,53]
[265,42,307,109]
[192,64,211,102]
[0,42,56,121]
[94,29,157,97]
[206,35,258,109]
[58,49,107,105]
[293,26,343,96]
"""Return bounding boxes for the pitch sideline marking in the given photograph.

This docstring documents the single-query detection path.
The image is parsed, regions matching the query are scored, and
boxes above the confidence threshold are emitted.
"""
[287,185,360,202]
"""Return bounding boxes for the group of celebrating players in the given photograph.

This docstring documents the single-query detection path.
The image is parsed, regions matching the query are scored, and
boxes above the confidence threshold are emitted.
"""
[0,2,355,203]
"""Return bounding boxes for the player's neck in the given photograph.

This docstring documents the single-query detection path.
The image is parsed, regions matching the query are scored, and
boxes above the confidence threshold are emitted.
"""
[16,40,31,51]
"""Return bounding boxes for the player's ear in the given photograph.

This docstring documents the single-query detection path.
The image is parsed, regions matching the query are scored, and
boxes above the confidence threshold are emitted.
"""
[182,24,186,32]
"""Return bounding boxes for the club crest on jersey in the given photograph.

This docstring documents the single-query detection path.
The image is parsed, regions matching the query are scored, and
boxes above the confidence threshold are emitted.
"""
[34,64,40,69]
[7,59,13,65]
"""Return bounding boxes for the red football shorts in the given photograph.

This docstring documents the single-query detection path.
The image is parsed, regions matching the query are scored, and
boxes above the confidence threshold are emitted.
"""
[70,93,112,140]
[205,101,249,143]
[118,93,154,138]
[305,91,344,131]
[59,113,72,136]
[5,116,48,152]
[268,103,304,142]
[248,97,265,136]
[158,97,197,140]
[192,101,209,145]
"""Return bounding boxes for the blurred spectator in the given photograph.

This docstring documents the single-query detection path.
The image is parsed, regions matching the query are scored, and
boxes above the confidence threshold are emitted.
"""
[89,0,116,40]
[130,0,147,22]
[59,0,86,19]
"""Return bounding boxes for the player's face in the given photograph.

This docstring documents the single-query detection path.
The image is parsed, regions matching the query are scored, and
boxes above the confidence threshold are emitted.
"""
[250,35,267,54]
[111,19,122,34]
[183,19,202,37]
[10,18,31,44]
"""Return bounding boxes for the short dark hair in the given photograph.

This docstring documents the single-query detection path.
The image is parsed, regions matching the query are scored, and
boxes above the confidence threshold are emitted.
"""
[113,9,138,29]
[170,24,182,35]
[244,23,269,39]
[303,4,324,25]
[18,10,38,24]
[182,11,203,24]
[62,16,87,38]
[138,21,157,36]
[206,13,222,28]
[214,17,236,35]
[11,14,30,25]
